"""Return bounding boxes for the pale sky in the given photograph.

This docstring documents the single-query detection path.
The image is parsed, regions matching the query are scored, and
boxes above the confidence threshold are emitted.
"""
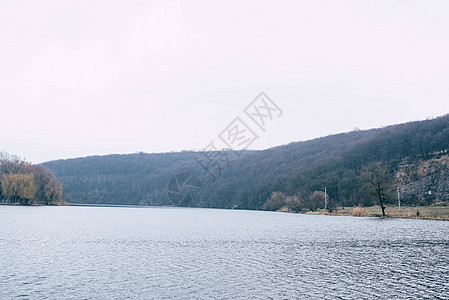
[1,0,449,163]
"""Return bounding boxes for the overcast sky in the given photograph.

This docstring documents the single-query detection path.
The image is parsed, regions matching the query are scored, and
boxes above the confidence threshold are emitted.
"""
[1,0,449,163]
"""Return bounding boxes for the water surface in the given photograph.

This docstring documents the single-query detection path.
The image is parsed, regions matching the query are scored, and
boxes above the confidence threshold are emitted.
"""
[1,206,448,299]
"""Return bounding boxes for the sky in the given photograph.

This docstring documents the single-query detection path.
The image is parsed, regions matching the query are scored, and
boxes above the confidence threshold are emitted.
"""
[1,0,449,163]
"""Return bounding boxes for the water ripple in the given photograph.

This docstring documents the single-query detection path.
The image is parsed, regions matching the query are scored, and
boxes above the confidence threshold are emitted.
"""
[0,206,448,299]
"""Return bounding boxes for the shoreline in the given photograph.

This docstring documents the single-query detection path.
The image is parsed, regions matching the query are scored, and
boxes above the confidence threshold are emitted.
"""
[300,205,449,221]
[0,202,69,206]
[2,202,448,221]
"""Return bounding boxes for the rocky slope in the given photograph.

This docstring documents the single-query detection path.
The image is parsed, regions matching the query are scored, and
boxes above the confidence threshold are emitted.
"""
[397,153,449,205]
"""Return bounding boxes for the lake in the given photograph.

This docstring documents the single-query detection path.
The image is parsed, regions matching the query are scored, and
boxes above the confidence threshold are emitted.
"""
[1,206,448,299]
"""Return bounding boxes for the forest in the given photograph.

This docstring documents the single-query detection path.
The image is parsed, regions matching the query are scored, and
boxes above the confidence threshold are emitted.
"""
[0,152,64,205]
[42,114,449,210]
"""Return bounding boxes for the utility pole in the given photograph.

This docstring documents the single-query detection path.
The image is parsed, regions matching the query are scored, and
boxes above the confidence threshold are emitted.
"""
[324,186,328,210]
[397,186,401,210]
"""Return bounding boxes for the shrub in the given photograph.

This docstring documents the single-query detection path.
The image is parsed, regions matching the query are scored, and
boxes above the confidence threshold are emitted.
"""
[352,205,368,217]
[286,195,304,212]
[263,192,287,211]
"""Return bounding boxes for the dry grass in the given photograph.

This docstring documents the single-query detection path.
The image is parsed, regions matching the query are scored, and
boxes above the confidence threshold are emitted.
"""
[277,206,289,213]
[381,206,449,220]
[352,206,368,217]
[333,205,449,220]
[287,205,449,221]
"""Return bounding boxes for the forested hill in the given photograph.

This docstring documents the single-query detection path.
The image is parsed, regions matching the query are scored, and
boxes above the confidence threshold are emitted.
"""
[43,114,449,209]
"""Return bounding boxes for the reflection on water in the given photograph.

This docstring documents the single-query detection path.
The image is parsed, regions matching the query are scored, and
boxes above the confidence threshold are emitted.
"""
[1,206,448,299]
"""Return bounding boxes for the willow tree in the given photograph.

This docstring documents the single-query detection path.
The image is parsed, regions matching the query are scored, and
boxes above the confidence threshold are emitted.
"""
[0,152,64,205]
[30,165,64,205]
[361,162,393,217]
[2,173,37,205]
[44,177,63,205]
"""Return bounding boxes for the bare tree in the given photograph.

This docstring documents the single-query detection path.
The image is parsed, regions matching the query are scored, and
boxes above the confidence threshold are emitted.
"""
[263,192,287,211]
[361,162,393,217]
[309,191,326,211]
[285,194,304,212]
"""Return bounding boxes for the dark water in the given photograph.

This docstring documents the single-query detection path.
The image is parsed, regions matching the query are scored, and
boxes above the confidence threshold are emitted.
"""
[1,206,448,299]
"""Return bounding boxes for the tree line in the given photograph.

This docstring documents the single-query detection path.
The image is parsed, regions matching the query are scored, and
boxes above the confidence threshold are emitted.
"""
[0,152,64,205]
[262,161,393,216]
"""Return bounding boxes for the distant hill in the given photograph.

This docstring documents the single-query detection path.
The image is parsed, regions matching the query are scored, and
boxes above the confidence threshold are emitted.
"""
[43,114,449,209]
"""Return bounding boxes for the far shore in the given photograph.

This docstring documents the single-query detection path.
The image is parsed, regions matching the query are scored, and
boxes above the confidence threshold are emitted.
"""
[0,202,69,206]
[2,202,449,221]
[297,205,449,221]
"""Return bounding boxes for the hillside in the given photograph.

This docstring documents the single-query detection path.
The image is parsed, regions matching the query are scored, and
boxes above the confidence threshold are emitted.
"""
[43,115,449,209]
